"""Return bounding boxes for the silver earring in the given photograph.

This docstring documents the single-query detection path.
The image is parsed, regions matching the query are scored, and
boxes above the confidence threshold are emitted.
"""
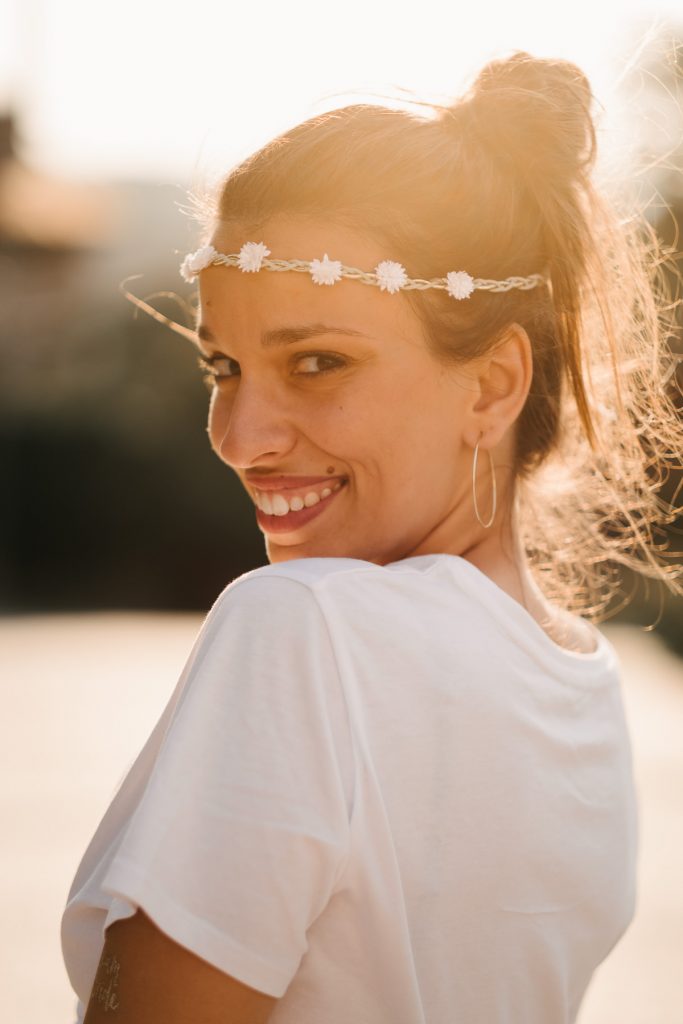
[472,438,497,529]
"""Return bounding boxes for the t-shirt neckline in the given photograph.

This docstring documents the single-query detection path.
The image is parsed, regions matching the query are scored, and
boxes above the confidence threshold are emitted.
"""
[391,552,612,669]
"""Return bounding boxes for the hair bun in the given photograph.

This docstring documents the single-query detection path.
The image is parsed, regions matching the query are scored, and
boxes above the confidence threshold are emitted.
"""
[445,51,597,185]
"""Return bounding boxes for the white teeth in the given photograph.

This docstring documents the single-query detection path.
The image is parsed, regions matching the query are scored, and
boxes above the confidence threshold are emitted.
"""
[260,491,274,515]
[271,494,290,516]
[254,479,347,515]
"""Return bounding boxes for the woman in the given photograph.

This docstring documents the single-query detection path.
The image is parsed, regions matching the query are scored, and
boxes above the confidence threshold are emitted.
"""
[61,51,683,1023]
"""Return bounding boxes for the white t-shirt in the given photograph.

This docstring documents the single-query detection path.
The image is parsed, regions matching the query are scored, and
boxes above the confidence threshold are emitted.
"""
[61,554,638,1024]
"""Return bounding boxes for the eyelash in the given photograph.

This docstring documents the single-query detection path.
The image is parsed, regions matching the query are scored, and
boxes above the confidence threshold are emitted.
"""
[196,351,348,390]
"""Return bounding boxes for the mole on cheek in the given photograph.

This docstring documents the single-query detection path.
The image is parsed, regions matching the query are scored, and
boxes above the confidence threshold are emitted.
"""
[326,466,335,475]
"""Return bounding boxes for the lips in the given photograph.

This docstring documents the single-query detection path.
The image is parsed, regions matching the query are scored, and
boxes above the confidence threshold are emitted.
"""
[253,479,347,533]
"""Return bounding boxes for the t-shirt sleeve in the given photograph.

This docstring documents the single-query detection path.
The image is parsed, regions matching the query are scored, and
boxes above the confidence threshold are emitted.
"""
[98,573,355,998]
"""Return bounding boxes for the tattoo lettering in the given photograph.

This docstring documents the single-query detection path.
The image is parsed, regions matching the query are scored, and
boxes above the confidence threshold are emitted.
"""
[93,954,121,1012]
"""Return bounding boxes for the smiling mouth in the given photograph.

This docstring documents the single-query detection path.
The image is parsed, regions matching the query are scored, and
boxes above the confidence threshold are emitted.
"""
[252,479,348,533]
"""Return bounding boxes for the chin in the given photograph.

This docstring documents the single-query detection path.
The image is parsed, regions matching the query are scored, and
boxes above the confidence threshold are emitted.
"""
[265,535,389,565]
[266,540,338,563]
[264,532,348,561]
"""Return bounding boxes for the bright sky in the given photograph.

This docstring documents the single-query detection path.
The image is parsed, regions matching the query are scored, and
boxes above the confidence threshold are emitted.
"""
[0,0,681,183]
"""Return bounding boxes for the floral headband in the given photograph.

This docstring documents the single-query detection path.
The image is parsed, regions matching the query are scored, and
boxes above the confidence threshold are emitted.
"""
[180,241,547,300]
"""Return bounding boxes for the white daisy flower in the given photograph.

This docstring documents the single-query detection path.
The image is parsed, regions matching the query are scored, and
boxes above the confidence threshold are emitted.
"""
[180,245,218,281]
[309,253,343,286]
[446,270,475,300]
[375,260,408,294]
[238,241,271,273]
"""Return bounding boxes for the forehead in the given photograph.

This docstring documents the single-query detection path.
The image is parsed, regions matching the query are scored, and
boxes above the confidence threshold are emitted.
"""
[198,216,422,343]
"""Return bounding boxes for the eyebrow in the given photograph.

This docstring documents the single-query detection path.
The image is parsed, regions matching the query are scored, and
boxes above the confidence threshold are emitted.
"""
[196,322,369,349]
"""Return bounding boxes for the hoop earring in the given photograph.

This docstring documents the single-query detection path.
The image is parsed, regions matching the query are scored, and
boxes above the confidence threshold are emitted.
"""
[472,439,497,529]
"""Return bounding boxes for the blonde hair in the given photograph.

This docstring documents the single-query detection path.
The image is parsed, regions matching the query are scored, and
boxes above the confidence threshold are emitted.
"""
[179,50,683,621]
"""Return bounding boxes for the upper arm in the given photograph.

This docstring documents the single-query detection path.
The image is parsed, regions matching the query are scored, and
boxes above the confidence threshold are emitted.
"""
[83,909,279,1024]
[77,575,352,1018]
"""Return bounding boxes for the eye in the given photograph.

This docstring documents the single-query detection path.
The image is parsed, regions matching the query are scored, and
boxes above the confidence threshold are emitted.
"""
[197,354,239,390]
[293,352,347,376]
[196,349,348,391]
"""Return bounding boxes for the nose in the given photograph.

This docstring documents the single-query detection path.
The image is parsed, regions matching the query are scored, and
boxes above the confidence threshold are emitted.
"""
[209,377,297,468]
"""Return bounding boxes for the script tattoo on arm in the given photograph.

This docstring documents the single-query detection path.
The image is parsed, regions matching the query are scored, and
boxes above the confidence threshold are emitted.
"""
[91,953,121,1013]
[84,909,279,1022]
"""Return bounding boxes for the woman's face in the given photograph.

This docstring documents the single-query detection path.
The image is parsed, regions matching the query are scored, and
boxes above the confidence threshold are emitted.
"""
[197,216,484,565]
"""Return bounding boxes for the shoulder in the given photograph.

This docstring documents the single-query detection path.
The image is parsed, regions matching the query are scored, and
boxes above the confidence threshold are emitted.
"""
[168,562,365,723]
[214,556,458,612]
[209,557,379,617]
[228,557,378,590]
[194,559,379,667]
[212,554,474,610]
[207,555,476,643]
[198,557,445,661]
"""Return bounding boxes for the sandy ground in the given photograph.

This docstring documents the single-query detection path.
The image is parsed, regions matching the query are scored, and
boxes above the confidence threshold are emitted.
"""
[1,614,681,1023]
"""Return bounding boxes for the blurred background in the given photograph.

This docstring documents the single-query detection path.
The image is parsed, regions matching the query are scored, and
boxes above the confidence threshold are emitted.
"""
[1,1,682,1021]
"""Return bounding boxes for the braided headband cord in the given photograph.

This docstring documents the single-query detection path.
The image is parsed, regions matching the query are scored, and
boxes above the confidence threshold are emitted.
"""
[180,242,547,299]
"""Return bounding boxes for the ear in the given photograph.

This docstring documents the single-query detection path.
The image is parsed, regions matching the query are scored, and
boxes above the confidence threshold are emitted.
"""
[462,323,533,450]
